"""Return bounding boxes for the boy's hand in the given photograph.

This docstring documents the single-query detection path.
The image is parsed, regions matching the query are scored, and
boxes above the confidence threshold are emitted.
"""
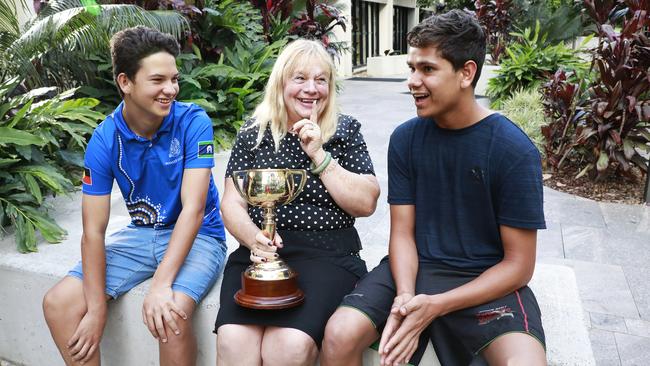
[381,294,441,366]
[142,286,187,342]
[378,293,413,360]
[67,311,106,363]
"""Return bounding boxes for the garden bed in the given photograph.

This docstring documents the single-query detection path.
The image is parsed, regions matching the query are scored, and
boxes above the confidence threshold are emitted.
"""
[543,165,647,205]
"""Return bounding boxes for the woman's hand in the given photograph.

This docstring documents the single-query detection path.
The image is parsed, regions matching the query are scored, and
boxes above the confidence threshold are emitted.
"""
[249,231,283,263]
[291,101,325,161]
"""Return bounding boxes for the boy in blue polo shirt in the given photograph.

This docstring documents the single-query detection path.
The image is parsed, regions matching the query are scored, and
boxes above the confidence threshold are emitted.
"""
[43,26,227,365]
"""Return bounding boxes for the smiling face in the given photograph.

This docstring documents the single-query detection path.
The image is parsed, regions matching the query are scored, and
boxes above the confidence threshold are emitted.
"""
[119,51,179,124]
[283,63,330,125]
[407,46,467,119]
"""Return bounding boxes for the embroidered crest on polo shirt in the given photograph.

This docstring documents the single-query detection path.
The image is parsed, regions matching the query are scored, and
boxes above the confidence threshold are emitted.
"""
[82,167,92,185]
[198,141,214,159]
[169,137,181,158]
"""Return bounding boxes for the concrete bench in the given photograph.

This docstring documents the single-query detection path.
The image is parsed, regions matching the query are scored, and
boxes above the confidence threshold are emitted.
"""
[0,192,595,365]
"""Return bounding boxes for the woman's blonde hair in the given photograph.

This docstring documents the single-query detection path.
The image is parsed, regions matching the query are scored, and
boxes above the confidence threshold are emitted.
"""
[250,39,338,151]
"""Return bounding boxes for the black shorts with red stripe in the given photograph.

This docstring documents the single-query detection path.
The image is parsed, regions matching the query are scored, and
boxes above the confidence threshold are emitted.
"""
[340,256,546,365]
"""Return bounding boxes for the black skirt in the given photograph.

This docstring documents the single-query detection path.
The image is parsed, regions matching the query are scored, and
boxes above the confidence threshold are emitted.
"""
[213,228,368,347]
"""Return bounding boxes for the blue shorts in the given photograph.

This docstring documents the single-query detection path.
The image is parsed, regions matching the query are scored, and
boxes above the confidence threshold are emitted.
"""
[69,225,227,303]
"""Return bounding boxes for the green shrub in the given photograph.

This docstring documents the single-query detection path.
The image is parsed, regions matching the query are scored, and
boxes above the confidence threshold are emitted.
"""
[511,0,587,46]
[500,88,547,155]
[0,77,105,252]
[487,22,588,108]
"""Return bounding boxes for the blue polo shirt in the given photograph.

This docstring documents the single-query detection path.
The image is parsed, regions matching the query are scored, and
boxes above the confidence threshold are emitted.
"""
[82,101,225,240]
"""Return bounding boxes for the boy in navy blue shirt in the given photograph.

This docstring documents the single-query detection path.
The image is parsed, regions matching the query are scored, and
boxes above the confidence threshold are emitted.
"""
[322,10,547,366]
[43,27,227,365]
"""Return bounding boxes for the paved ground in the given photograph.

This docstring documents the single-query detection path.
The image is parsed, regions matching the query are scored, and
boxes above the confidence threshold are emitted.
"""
[339,78,650,366]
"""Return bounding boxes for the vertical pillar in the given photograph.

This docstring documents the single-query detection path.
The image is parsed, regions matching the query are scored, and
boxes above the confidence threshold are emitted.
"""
[379,0,393,55]
[333,0,353,77]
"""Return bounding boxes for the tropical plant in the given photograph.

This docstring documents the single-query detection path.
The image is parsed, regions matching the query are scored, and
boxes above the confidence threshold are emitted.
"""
[501,88,547,154]
[540,69,587,171]
[190,0,265,62]
[0,77,105,252]
[250,0,348,60]
[511,0,587,46]
[289,0,348,60]
[1,0,188,88]
[474,0,511,64]
[575,0,650,178]
[487,22,589,108]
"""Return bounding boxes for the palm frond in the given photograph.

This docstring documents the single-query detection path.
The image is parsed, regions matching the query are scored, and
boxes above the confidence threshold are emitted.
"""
[0,0,21,50]
[4,3,188,86]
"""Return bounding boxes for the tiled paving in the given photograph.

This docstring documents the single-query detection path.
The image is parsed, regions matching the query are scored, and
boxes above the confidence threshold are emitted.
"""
[339,78,650,366]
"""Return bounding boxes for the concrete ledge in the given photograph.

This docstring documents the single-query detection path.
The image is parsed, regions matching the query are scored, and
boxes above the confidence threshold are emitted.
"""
[0,194,594,365]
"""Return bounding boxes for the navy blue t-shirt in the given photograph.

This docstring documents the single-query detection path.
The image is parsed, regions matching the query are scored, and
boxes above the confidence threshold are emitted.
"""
[387,113,545,270]
[82,101,226,240]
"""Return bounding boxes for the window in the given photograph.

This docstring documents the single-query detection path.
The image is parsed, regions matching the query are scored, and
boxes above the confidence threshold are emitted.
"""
[393,6,409,55]
[352,0,380,68]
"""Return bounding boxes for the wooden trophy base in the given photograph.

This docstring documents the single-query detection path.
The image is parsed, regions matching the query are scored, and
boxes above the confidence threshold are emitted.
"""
[234,273,305,310]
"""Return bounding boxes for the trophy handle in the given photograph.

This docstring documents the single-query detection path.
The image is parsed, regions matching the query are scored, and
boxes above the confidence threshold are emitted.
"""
[285,169,307,205]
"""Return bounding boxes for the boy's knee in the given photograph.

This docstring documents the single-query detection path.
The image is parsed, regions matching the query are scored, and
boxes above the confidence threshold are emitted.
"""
[42,286,83,320]
[322,309,372,356]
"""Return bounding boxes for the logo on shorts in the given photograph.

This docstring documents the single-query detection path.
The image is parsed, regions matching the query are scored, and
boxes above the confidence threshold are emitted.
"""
[82,167,92,185]
[198,141,214,159]
[476,306,514,325]
[169,137,181,158]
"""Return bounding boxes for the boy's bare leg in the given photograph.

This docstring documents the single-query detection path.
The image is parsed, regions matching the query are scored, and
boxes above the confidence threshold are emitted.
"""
[43,276,110,366]
[159,291,197,366]
[321,307,379,366]
[482,332,547,366]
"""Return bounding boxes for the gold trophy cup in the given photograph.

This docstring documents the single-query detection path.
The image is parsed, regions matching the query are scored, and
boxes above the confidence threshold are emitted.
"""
[232,169,307,309]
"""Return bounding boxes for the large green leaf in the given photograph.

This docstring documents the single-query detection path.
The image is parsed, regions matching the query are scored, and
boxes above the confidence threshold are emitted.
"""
[0,158,20,168]
[22,173,43,204]
[23,206,67,243]
[0,127,46,146]
[14,212,37,253]
[14,164,71,192]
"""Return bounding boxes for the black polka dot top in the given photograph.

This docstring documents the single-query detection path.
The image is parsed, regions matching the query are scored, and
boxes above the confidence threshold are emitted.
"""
[225,114,375,231]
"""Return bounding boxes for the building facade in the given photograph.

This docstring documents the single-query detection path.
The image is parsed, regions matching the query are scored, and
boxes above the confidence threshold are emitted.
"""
[333,0,435,77]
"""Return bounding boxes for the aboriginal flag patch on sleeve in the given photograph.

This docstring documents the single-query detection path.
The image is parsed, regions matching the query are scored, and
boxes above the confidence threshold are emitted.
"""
[82,167,92,185]
[198,141,214,159]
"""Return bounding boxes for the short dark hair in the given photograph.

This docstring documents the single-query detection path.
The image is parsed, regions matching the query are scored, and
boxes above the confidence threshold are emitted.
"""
[407,10,486,88]
[110,26,180,97]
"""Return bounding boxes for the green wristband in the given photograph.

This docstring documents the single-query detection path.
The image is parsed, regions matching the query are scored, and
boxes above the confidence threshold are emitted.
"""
[310,151,332,175]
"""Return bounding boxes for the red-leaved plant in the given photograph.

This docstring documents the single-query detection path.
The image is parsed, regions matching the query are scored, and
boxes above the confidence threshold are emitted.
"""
[474,0,511,64]
[250,0,347,59]
[542,0,649,180]
[541,69,588,171]
[579,0,650,178]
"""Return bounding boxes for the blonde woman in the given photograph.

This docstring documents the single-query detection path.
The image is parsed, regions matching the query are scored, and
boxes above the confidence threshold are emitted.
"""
[214,39,380,365]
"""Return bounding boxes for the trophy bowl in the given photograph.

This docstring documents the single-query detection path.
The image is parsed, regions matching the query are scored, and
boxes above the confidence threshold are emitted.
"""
[232,169,307,309]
